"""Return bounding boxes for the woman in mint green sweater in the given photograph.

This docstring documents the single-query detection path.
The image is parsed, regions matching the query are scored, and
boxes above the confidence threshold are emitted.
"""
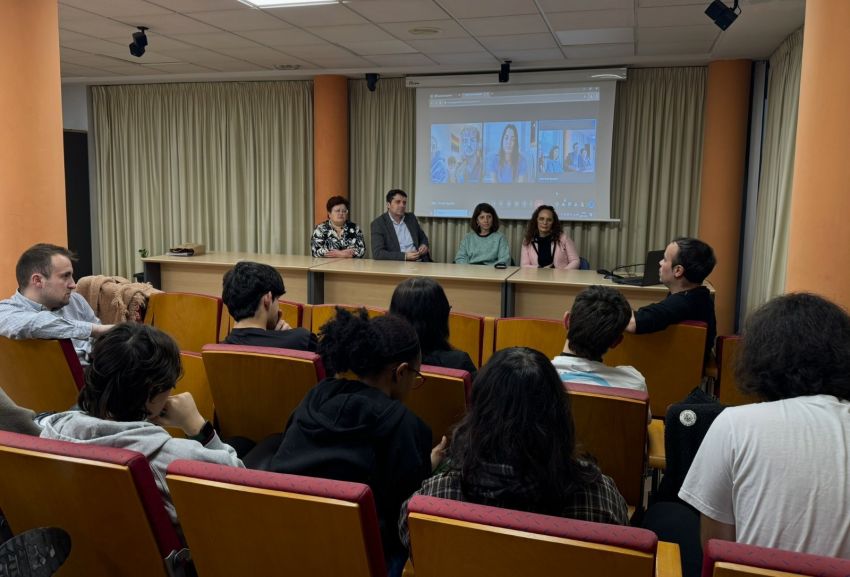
[455,202,511,266]
[454,203,511,266]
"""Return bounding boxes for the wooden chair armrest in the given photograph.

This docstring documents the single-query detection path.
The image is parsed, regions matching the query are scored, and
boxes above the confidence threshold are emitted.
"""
[402,558,415,577]
[648,419,666,470]
[655,541,682,577]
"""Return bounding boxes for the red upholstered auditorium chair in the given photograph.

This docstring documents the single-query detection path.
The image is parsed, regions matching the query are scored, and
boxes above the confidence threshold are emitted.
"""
[493,316,567,360]
[0,431,189,577]
[0,336,83,413]
[701,539,850,577]
[166,460,386,577]
[603,321,707,418]
[404,495,681,577]
[165,351,215,439]
[145,291,222,353]
[309,303,386,334]
[447,311,485,367]
[201,344,325,443]
[564,382,650,512]
[404,365,472,446]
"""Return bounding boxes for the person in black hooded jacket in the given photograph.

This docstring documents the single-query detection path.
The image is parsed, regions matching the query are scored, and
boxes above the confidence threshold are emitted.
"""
[269,308,446,577]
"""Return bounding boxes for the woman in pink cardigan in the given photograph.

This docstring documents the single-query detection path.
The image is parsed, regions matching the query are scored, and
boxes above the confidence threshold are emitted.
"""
[520,205,580,269]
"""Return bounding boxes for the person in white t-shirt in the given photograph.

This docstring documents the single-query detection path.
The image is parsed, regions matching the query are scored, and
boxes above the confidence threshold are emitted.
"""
[679,293,850,559]
[552,285,647,400]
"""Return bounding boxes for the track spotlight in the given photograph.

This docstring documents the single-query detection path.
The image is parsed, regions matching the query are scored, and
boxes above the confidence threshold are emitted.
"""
[365,73,380,92]
[499,60,511,84]
[129,26,149,58]
[705,0,740,31]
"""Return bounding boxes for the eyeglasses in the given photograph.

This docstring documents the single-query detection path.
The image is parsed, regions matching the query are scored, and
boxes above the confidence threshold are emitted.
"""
[331,208,349,214]
[411,368,427,389]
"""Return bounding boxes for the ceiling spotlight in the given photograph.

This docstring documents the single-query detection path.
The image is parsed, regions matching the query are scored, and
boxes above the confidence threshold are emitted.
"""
[129,26,148,58]
[499,60,511,84]
[705,0,740,31]
[365,73,380,92]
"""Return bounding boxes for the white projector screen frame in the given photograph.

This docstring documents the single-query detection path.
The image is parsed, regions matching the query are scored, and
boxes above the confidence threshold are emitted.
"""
[410,69,625,222]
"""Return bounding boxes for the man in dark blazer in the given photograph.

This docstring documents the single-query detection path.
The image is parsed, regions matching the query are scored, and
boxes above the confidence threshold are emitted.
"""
[370,189,432,261]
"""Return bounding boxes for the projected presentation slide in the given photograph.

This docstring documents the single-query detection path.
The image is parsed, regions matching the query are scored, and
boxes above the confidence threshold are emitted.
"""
[415,79,618,221]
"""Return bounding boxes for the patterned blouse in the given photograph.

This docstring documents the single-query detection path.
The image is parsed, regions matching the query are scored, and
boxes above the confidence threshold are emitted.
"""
[310,220,366,258]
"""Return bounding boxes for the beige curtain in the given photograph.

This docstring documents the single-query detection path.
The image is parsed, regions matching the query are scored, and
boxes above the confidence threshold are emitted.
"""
[349,77,415,258]
[744,28,803,315]
[92,81,313,278]
[350,68,705,268]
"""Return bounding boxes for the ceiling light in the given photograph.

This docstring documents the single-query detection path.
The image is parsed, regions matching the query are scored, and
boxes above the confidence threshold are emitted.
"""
[274,64,302,70]
[408,27,441,36]
[238,0,339,7]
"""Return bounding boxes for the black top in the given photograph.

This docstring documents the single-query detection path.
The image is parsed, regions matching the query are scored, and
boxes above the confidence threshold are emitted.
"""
[224,327,318,352]
[533,236,554,268]
[634,286,716,362]
[423,349,477,377]
[270,378,432,560]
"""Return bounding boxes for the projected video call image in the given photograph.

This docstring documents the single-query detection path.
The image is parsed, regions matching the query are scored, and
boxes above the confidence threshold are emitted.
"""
[431,120,597,185]
[430,124,484,184]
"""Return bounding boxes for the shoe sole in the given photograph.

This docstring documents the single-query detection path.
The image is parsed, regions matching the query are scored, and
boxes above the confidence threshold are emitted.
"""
[0,527,71,577]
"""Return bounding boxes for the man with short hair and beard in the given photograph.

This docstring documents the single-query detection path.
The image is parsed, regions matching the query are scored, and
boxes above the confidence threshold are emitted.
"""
[0,243,113,363]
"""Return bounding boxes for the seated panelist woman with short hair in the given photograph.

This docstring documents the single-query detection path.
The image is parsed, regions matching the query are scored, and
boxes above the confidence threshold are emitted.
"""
[310,196,366,258]
[520,205,580,269]
[454,202,510,267]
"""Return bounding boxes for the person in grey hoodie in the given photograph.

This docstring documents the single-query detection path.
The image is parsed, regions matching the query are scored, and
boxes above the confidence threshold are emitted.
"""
[39,323,243,524]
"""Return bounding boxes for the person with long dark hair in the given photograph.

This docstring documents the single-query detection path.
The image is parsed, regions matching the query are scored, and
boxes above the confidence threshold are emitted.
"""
[486,123,528,183]
[389,278,477,375]
[39,323,243,524]
[399,347,628,549]
[453,203,510,267]
[520,205,580,269]
[270,309,445,576]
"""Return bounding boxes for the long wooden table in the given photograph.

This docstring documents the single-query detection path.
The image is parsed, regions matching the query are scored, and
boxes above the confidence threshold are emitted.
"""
[142,252,700,320]
[311,259,517,318]
[143,253,323,304]
[507,268,675,319]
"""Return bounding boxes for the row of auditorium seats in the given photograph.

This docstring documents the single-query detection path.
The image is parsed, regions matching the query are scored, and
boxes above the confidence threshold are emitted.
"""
[140,291,747,413]
[1,429,846,577]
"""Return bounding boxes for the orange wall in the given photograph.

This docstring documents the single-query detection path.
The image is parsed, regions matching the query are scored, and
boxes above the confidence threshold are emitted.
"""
[698,60,751,336]
[313,75,349,225]
[785,0,850,309]
[0,0,67,296]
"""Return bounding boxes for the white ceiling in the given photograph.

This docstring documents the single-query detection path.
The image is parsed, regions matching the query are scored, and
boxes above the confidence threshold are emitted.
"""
[58,0,805,84]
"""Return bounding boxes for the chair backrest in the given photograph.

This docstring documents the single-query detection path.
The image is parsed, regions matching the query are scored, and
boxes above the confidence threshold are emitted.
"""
[145,292,222,353]
[279,299,304,328]
[166,460,386,577]
[0,337,83,413]
[564,382,649,508]
[406,495,660,577]
[218,300,305,342]
[448,311,484,367]
[715,336,758,406]
[493,317,566,360]
[0,431,185,577]
[481,316,496,366]
[309,304,386,334]
[702,539,850,577]
[405,365,472,445]
[166,352,215,438]
[201,344,325,442]
[603,322,707,417]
